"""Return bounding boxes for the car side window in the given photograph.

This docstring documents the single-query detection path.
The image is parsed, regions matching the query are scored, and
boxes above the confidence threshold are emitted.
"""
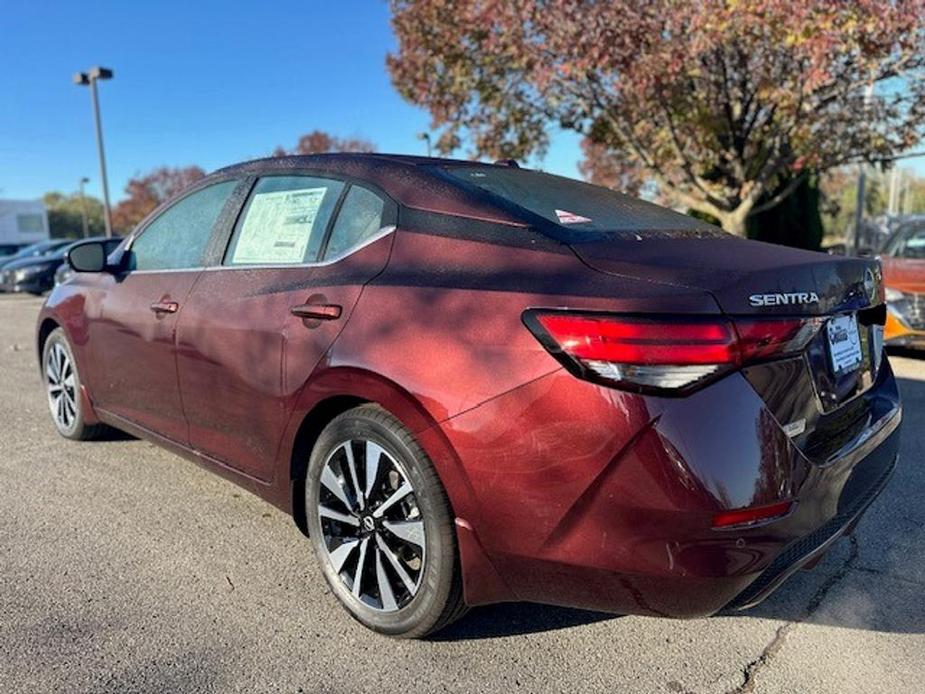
[224,176,345,266]
[129,180,237,271]
[323,185,386,260]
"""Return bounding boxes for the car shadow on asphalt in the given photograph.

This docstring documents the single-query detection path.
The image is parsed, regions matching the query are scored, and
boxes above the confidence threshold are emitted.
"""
[429,602,619,641]
[887,346,925,361]
[94,427,137,442]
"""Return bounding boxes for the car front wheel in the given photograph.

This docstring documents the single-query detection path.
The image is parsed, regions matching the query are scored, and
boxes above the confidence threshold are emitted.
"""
[42,327,103,440]
[304,404,466,638]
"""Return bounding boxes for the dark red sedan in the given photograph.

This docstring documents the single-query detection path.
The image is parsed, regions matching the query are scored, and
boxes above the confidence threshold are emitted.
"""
[37,154,901,637]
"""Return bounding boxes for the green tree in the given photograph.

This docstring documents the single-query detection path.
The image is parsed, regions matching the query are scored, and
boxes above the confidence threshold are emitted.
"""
[820,167,888,241]
[746,175,825,250]
[42,191,105,239]
[388,0,925,236]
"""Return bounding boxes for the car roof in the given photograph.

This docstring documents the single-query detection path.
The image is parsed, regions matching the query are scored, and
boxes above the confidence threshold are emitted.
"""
[213,152,500,176]
[211,153,530,227]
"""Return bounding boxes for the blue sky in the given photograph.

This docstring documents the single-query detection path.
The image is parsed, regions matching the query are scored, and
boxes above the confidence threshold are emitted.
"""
[0,0,583,202]
[2,1,921,204]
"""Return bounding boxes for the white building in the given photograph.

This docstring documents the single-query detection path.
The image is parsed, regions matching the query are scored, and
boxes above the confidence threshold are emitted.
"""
[0,199,50,247]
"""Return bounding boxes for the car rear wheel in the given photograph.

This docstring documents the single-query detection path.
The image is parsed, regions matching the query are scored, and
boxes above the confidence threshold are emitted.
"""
[43,328,103,440]
[304,404,466,638]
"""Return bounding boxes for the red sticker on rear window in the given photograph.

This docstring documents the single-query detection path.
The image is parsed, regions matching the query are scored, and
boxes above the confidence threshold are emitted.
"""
[555,209,592,224]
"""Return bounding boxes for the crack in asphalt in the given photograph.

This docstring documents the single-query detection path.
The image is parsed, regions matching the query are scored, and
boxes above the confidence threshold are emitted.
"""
[853,563,925,588]
[725,535,860,694]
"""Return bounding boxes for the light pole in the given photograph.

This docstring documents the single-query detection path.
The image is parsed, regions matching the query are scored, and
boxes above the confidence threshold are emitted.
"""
[73,66,114,238]
[78,177,90,238]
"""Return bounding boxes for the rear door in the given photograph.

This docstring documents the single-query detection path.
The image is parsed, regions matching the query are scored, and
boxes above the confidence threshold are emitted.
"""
[88,179,240,442]
[175,174,395,481]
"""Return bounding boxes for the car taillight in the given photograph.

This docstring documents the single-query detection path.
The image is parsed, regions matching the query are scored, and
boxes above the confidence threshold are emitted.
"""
[523,311,822,395]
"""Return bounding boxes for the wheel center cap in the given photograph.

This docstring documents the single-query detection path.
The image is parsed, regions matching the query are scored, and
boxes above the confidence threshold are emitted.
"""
[361,516,376,532]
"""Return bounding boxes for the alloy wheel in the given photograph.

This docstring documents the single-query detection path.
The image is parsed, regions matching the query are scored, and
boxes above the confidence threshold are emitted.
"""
[46,342,77,431]
[316,439,426,612]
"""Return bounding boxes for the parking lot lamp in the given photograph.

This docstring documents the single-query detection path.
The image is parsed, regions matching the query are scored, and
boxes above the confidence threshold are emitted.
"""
[78,177,90,238]
[73,67,114,238]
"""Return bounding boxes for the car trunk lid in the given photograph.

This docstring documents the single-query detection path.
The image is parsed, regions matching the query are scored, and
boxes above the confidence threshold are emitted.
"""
[569,235,882,316]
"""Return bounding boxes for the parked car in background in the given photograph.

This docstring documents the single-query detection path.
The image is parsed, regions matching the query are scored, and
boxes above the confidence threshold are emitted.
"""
[1,237,110,295]
[54,237,122,287]
[881,219,925,348]
[37,154,900,638]
[0,239,70,271]
[0,243,28,260]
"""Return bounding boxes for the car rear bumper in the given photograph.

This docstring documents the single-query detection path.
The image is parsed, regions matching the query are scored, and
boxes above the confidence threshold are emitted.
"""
[726,430,897,610]
[441,367,901,616]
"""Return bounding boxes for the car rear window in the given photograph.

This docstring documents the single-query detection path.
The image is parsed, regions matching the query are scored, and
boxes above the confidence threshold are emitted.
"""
[440,166,722,237]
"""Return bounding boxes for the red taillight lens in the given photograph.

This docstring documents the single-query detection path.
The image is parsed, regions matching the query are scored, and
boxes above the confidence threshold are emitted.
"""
[534,314,737,365]
[524,311,821,395]
[712,500,794,529]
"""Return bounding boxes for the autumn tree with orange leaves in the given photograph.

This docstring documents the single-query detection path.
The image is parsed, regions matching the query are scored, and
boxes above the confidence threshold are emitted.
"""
[273,130,376,157]
[111,166,206,233]
[388,0,925,234]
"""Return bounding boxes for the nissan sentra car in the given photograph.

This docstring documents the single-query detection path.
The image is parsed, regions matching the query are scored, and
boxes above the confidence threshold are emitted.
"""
[37,154,901,637]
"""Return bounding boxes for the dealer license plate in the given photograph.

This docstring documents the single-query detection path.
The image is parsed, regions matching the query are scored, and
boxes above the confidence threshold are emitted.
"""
[826,314,863,374]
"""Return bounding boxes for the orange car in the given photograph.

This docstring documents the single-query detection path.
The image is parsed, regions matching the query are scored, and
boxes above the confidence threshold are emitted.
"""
[881,220,925,347]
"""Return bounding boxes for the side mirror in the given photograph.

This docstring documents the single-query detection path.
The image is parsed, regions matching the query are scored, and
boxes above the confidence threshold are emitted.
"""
[68,240,110,273]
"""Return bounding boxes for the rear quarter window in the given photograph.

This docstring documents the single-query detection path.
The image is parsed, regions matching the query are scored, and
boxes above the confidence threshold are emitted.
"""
[323,186,386,260]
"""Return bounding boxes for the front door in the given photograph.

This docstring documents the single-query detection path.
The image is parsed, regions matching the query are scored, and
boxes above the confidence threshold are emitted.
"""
[176,175,395,480]
[89,179,240,442]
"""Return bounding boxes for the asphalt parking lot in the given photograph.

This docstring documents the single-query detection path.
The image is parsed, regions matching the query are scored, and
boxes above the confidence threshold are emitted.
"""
[1,294,923,694]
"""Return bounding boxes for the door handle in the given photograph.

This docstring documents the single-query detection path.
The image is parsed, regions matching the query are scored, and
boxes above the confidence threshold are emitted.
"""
[290,303,342,320]
[150,300,179,314]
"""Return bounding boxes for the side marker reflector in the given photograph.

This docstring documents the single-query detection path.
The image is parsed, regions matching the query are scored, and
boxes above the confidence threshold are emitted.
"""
[712,500,794,529]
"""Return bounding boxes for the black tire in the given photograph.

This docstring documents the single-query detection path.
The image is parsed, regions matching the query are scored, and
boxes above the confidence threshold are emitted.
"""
[42,328,105,441]
[304,404,466,638]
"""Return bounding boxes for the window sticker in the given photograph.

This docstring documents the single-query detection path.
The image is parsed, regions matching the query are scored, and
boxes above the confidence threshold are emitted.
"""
[232,187,327,264]
[555,209,592,224]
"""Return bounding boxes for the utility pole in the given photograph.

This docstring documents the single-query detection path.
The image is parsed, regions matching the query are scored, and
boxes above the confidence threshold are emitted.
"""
[888,166,900,216]
[852,82,875,253]
[73,66,114,238]
[853,162,868,252]
[78,177,90,238]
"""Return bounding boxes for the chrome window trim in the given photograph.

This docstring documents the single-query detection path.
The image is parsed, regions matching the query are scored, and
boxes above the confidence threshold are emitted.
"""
[118,226,396,276]
[118,267,207,276]
[206,225,396,272]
